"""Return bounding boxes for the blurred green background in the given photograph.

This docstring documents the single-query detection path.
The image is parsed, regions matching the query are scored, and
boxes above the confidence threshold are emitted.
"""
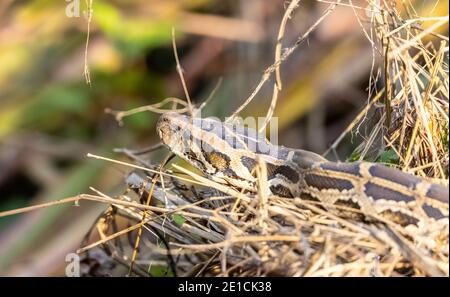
[0,0,447,276]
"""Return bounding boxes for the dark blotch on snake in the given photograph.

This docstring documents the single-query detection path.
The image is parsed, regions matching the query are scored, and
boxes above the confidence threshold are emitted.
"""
[319,162,363,177]
[422,204,446,220]
[223,168,239,178]
[334,199,365,221]
[379,209,419,227]
[185,150,207,171]
[304,174,353,191]
[365,182,415,202]
[270,184,293,198]
[203,150,231,171]
[299,192,321,203]
[426,184,449,204]
[369,164,422,189]
[241,156,257,173]
[335,199,361,210]
[268,165,300,183]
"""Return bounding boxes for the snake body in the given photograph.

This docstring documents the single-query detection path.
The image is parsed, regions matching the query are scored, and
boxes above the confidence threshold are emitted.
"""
[156,112,449,229]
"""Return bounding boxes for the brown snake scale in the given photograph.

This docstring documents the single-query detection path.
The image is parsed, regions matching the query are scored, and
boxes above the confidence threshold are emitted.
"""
[156,112,449,231]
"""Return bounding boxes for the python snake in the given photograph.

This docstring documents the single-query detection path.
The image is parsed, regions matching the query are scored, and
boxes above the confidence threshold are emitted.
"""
[156,112,449,231]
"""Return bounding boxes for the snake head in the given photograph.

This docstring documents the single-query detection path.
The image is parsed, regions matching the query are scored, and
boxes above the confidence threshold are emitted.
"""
[157,112,240,177]
[156,112,190,156]
[156,112,211,170]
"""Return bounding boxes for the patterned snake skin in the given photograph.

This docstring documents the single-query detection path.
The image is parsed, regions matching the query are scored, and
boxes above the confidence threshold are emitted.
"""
[156,112,449,230]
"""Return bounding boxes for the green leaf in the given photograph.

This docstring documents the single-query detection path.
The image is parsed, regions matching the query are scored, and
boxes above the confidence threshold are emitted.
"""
[376,149,399,165]
[171,214,186,227]
[347,149,361,162]
[441,121,449,152]
[148,265,174,277]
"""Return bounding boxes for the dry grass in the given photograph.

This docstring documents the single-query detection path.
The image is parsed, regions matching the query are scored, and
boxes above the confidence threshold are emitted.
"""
[73,152,447,276]
[326,1,449,181]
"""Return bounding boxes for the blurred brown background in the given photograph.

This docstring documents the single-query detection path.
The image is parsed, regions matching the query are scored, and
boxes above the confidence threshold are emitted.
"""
[0,0,447,276]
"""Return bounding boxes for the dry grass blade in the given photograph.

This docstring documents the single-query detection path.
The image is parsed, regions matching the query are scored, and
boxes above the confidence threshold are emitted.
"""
[227,0,342,122]
[259,0,301,132]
